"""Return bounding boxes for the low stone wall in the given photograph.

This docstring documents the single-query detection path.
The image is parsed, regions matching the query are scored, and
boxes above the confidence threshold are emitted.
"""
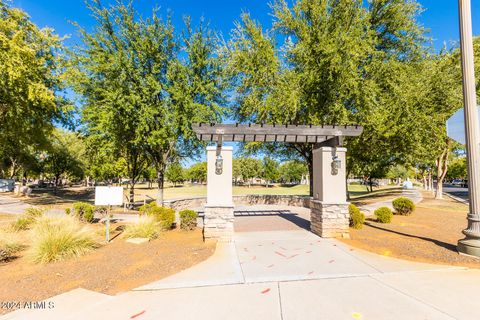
[163,194,311,211]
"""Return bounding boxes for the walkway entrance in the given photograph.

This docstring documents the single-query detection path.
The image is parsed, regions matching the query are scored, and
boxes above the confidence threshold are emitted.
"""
[192,123,363,240]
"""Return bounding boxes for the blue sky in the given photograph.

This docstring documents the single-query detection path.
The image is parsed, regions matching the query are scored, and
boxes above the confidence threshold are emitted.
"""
[11,0,480,51]
[10,0,479,164]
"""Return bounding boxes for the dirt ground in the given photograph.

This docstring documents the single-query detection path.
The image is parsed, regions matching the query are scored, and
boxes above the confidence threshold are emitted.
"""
[0,227,215,314]
[342,191,480,268]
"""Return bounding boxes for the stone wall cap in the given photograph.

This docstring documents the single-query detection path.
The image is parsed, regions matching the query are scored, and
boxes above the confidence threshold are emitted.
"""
[204,203,235,208]
[313,147,347,152]
[310,200,350,205]
[206,146,234,151]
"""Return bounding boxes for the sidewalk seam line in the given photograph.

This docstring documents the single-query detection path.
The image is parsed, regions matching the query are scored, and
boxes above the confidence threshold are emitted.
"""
[233,240,246,284]
[277,282,284,320]
[369,275,459,320]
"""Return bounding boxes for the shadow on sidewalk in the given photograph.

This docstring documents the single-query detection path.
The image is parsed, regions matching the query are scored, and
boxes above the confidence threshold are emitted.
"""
[234,209,310,231]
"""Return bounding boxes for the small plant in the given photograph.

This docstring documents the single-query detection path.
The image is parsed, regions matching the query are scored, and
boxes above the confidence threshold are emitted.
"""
[11,216,34,231]
[24,208,44,218]
[29,216,98,263]
[179,210,197,230]
[10,207,44,231]
[65,208,71,215]
[374,207,393,223]
[72,202,95,223]
[348,204,365,229]
[140,203,175,230]
[392,197,415,215]
[138,202,157,215]
[0,236,23,262]
[124,217,159,240]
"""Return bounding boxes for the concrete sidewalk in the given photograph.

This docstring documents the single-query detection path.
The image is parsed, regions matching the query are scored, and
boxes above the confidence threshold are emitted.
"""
[4,229,479,320]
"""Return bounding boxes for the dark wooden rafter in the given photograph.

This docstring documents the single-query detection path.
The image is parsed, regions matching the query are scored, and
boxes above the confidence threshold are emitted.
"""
[192,123,363,146]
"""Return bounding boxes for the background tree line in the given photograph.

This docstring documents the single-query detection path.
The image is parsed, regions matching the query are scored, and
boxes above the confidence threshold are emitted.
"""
[1,0,479,202]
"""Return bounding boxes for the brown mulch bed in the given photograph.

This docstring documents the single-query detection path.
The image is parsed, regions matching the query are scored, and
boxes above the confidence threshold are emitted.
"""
[0,228,215,314]
[341,192,480,268]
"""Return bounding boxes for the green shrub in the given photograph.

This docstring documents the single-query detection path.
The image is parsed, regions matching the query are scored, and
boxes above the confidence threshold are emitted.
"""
[140,203,175,230]
[11,216,34,231]
[139,202,157,215]
[179,210,197,230]
[392,197,415,215]
[65,208,71,215]
[72,202,95,223]
[124,217,159,240]
[29,216,98,263]
[0,235,23,262]
[374,207,393,223]
[24,208,44,218]
[348,204,365,229]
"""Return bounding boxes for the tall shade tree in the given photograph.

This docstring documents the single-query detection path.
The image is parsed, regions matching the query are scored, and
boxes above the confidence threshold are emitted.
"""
[70,1,224,204]
[224,0,427,195]
[0,0,70,178]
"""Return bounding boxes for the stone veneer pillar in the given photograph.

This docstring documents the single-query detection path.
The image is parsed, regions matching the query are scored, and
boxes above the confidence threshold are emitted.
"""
[310,146,350,238]
[203,146,234,241]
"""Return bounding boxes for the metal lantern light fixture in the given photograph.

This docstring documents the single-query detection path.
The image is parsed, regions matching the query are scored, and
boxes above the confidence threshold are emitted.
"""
[331,155,341,175]
[215,154,223,175]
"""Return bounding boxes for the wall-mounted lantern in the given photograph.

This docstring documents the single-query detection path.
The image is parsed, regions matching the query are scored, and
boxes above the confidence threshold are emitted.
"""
[331,155,341,175]
[215,154,223,175]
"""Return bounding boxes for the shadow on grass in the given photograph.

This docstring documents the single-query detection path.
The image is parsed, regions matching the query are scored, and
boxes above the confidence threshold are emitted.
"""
[26,188,94,206]
[364,222,458,253]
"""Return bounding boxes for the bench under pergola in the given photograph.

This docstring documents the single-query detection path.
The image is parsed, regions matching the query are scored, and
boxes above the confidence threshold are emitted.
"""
[191,123,364,240]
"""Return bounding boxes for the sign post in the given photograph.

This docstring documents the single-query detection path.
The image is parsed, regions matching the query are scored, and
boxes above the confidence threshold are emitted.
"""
[95,186,123,243]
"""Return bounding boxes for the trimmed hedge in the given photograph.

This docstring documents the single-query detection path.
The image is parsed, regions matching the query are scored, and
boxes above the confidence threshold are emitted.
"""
[392,197,415,215]
[140,202,175,230]
[348,204,365,229]
[374,207,393,223]
[179,210,197,230]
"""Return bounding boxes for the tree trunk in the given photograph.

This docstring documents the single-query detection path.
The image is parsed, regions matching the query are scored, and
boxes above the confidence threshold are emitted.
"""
[435,143,450,200]
[156,167,165,205]
[308,158,313,197]
[129,182,135,209]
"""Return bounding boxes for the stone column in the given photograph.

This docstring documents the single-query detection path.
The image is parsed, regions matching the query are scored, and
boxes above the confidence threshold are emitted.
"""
[310,147,350,238]
[203,146,234,241]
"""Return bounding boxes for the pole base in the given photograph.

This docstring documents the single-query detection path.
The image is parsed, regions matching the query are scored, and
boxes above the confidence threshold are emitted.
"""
[457,238,480,258]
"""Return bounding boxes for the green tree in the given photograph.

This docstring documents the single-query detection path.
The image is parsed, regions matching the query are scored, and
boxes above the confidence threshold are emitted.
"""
[446,157,467,181]
[43,130,84,187]
[70,1,224,205]
[279,160,308,184]
[238,158,262,187]
[187,162,207,184]
[165,162,185,187]
[0,1,71,179]
[224,0,427,196]
[262,157,279,187]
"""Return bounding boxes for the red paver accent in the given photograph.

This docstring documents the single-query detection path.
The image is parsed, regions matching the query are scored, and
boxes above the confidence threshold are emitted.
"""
[275,251,287,257]
[261,288,271,294]
[130,310,146,319]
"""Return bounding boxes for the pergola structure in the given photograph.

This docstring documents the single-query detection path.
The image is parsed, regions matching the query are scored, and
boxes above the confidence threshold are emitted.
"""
[192,123,363,240]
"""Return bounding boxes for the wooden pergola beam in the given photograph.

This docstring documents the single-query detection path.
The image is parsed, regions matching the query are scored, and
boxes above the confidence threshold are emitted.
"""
[192,123,363,143]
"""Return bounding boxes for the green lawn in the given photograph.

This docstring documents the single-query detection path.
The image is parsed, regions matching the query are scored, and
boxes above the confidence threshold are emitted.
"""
[135,183,391,201]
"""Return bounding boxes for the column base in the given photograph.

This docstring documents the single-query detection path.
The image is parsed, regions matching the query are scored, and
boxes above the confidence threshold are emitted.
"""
[203,205,235,241]
[310,200,350,239]
[458,238,480,258]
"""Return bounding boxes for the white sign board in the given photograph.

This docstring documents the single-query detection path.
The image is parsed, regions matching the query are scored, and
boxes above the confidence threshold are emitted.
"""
[446,106,480,145]
[94,186,124,206]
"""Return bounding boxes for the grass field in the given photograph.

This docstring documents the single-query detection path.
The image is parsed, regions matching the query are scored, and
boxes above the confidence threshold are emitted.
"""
[23,183,395,209]
[137,183,388,200]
